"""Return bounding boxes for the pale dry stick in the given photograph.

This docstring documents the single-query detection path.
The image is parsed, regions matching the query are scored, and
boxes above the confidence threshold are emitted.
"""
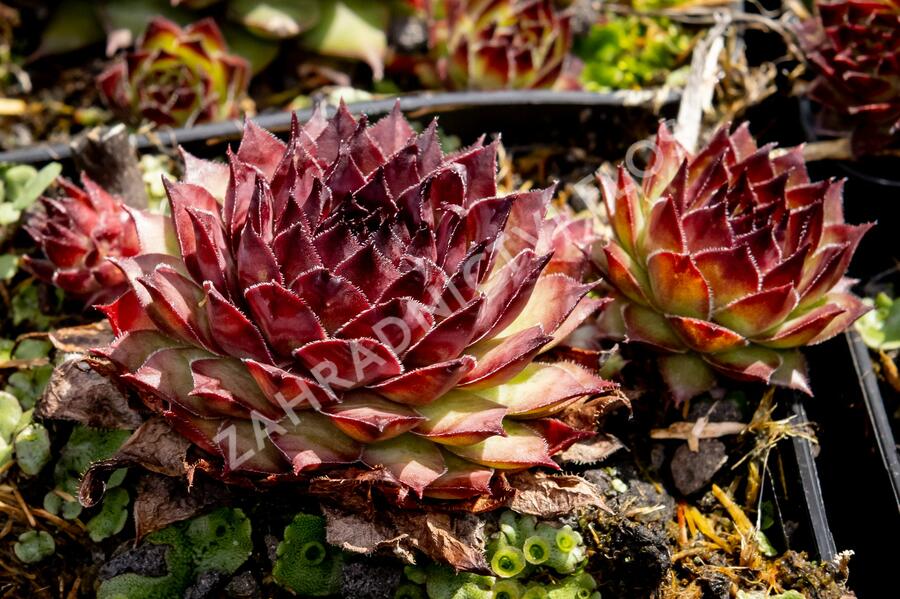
[674,12,732,152]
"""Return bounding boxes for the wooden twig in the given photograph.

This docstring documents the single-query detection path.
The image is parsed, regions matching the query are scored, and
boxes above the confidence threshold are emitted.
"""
[70,124,148,208]
[675,12,732,152]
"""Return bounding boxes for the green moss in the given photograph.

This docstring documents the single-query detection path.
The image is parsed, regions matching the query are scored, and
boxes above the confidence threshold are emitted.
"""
[424,565,493,599]
[404,513,597,599]
[86,487,130,542]
[574,15,692,91]
[98,508,252,599]
[272,513,342,596]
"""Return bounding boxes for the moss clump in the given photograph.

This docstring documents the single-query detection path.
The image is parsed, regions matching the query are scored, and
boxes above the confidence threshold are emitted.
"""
[400,512,598,599]
[97,508,252,599]
[272,513,342,596]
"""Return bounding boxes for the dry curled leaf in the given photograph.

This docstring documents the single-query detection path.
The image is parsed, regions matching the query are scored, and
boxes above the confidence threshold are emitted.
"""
[555,433,625,466]
[506,471,609,518]
[133,473,223,540]
[557,392,630,432]
[80,417,191,507]
[37,358,143,430]
[322,506,488,572]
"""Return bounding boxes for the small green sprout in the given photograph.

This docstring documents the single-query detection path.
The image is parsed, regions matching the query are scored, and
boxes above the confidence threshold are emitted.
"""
[86,487,130,542]
[491,546,527,578]
[14,530,55,563]
[522,535,551,565]
[493,579,526,599]
[13,422,51,475]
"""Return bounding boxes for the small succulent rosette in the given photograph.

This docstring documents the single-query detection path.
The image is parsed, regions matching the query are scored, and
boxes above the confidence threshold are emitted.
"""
[591,122,871,402]
[98,17,250,127]
[22,175,169,306]
[415,0,578,90]
[797,0,900,154]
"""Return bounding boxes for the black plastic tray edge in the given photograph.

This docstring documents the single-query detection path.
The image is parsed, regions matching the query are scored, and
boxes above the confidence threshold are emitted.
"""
[845,329,900,507]
[0,89,681,165]
[789,395,838,561]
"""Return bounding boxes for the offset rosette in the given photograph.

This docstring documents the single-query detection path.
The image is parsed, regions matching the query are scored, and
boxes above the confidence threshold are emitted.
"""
[97,103,613,501]
[592,122,871,401]
[23,176,167,306]
[418,0,576,90]
[98,17,250,127]
[798,1,900,153]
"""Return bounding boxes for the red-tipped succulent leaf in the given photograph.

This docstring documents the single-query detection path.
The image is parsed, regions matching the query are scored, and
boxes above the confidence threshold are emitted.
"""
[413,0,579,90]
[22,175,172,306]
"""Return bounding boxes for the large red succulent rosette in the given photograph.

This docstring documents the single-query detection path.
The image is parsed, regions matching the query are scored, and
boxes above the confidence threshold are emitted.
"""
[592,122,871,402]
[95,103,614,503]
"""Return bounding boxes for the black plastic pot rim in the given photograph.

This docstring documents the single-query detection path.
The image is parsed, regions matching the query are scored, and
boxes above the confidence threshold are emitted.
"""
[845,329,900,507]
[0,88,681,166]
[789,396,837,561]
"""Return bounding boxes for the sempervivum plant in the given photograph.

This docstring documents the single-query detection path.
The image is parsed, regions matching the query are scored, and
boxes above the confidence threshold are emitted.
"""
[97,17,250,128]
[592,123,871,401]
[97,103,613,501]
[417,0,577,90]
[798,0,900,153]
[21,175,166,306]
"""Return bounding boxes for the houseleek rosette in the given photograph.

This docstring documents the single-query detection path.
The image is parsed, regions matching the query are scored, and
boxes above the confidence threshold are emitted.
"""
[95,102,614,501]
[98,17,250,127]
[798,0,900,154]
[592,122,871,401]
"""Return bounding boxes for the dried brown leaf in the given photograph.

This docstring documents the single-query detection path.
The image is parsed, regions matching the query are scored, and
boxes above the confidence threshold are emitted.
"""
[48,321,113,353]
[133,473,222,541]
[555,433,625,466]
[37,358,143,430]
[322,507,488,572]
[506,471,610,518]
[557,392,630,432]
[80,417,191,507]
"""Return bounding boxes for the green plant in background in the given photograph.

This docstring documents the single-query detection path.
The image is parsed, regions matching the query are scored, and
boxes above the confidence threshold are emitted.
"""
[138,153,177,212]
[0,345,52,477]
[1,338,53,408]
[0,162,61,233]
[43,425,131,522]
[575,15,692,91]
[856,292,900,351]
[400,511,598,599]
[13,530,56,564]
[97,507,253,599]
[273,513,343,596]
[86,486,131,542]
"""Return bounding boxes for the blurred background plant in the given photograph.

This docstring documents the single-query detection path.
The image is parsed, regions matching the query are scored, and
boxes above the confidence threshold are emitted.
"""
[574,13,694,91]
